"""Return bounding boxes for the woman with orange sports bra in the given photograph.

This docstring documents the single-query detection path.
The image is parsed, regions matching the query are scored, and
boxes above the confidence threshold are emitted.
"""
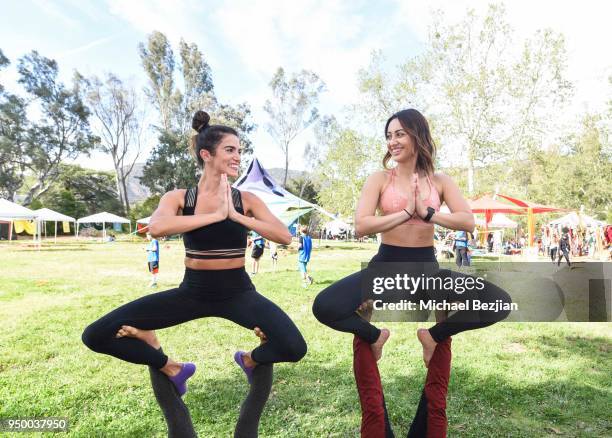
[82,110,306,436]
[312,109,511,436]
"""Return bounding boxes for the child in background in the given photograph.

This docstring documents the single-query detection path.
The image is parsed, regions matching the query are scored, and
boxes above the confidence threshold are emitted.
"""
[250,232,265,275]
[146,232,160,287]
[298,225,313,286]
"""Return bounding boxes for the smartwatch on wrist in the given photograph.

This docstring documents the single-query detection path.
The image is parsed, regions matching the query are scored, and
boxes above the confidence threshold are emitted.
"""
[423,206,435,222]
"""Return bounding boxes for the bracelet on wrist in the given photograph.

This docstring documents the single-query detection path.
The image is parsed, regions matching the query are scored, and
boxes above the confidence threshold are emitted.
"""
[403,208,414,219]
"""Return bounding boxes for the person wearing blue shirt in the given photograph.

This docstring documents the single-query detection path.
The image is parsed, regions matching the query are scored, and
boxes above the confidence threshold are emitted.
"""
[146,232,160,287]
[298,225,313,286]
[454,230,469,267]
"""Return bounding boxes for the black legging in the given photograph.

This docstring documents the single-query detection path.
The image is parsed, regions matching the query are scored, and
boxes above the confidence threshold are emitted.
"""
[557,249,571,266]
[82,267,306,368]
[312,244,512,343]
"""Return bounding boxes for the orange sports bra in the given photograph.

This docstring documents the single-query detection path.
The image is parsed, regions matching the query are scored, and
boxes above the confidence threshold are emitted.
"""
[379,169,441,226]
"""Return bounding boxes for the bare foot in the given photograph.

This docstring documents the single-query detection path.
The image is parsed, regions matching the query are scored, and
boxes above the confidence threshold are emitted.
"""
[417,328,437,368]
[356,299,374,322]
[115,325,161,349]
[241,351,258,368]
[254,326,268,344]
[160,358,184,377]
[370,328,390,361]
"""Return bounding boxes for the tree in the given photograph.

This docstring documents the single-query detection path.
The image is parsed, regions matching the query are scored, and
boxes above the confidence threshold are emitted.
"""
[0,49,28,201]
[129,194,161,224]
[263,67,326,187]
[139,129,198,194]
[528,114,612,219]
[82,73,144,214]
[316,126,380,218]
[138,32,254,194]
[138,31,176,131]
[39,164,123,218]
[358,4,572,194]
[16,51,97,205]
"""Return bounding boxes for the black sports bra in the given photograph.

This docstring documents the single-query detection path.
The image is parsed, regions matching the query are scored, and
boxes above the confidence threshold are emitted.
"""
[182,187,248,259]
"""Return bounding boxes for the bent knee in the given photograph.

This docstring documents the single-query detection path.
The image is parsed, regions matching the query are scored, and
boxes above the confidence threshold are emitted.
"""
[284,335,307,362]
[312,292,337,324]
[81,323,107,352]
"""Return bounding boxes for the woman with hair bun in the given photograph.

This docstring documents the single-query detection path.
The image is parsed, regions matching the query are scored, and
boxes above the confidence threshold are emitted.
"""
[82,110,306,436]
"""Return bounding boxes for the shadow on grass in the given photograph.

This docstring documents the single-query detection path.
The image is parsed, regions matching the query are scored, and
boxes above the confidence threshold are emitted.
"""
[94,331,611,437]
[111,357,610,437]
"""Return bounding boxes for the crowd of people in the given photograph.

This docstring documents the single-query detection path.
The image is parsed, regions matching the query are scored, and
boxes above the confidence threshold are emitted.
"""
[538,224,611,261]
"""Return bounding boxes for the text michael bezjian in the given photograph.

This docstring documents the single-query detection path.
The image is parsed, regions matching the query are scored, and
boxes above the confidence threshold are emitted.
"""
[370,274,517,313]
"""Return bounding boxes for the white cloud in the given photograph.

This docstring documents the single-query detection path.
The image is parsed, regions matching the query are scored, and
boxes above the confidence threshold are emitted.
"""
[57,34,121,59]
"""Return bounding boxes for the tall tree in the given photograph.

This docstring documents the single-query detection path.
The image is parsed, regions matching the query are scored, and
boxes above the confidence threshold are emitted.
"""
[138,32,254,194]
[0,49,28,201]
[17,51,96,205]
[138,31,176,131]
[263,67,326,187]
[82,73,144,214]
[358,4,572,194]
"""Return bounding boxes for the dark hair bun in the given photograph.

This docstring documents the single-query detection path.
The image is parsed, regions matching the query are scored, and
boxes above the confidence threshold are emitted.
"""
[192,110,210,132]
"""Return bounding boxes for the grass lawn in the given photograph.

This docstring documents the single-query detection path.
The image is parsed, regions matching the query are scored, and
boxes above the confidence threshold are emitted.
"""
[0,239,610,437]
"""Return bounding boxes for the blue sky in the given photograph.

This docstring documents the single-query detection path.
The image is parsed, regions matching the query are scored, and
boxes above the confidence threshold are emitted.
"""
[1,0,610,171]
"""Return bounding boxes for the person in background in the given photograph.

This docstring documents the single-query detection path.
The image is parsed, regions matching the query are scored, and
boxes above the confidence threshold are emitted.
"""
[453,230,469,267]
[550,232,559,263]
[298,225,313,286]
[269,240,278,272]
[558,228,571,267]
[487,232,494,253]
[250,232,265,275]
[146,232,160,287]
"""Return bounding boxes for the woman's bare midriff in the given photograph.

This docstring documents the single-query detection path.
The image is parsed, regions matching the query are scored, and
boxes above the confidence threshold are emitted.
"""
[381,224,435,247]
[184,257,246,270]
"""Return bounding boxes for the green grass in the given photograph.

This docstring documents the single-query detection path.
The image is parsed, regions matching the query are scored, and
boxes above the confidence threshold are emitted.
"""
[0,239,610,437]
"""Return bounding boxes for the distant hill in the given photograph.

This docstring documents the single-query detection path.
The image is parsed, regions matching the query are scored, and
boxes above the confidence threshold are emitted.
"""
[125,163,151,204]
[266,168,309,185]
[124,164,310,206]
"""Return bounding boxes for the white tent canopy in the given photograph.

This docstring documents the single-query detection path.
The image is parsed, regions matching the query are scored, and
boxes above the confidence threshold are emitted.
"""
[136,216,151,225]
[441,204,518,229]
[33,208,76,243]
[34,208,75,222]
[234,157,336,222]
[77,212,131,240]
[549,211,605,227]
[0,198,38,219]
[475,213,517,229]
[323,218,352,236]
[0,198,41,243]
[78,212,130,224]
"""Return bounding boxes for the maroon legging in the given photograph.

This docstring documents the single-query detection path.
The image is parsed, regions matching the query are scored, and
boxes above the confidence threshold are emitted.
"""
[353,336,452,438]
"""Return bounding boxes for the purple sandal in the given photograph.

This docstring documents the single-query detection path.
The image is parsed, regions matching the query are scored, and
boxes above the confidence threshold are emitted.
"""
[234,351,254,384]
[168,362,196,397]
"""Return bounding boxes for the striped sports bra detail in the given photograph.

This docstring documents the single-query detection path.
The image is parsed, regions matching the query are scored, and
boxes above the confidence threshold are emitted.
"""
[182,186,248,259]
[184,248,246,259]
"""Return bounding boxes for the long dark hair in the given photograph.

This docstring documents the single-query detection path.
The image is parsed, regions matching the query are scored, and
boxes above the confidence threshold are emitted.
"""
[383,109,436,175]
[190,110,238,168]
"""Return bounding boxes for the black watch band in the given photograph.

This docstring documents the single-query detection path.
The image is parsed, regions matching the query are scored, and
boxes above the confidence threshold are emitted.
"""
[423,206,435,222]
